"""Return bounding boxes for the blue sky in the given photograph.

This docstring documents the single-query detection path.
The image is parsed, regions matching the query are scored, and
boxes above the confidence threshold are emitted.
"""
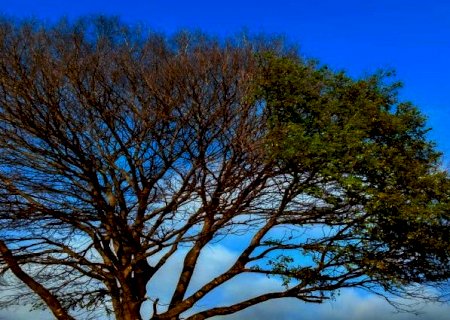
[0,1,449,319]
[1,0,449,163]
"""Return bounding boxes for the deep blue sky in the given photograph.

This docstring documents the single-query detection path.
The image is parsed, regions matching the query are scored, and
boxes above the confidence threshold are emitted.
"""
[0,1,449,319]
[1,0,449,163]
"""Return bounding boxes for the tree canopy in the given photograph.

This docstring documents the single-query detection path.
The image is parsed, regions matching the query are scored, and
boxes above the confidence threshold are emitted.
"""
[0,17,449,320]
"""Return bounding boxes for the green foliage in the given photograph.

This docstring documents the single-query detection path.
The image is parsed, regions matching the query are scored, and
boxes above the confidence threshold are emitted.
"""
[256,52,450,287]
[0,17,448,318]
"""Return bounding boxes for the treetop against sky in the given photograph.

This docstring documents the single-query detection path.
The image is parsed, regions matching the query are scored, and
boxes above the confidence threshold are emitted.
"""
[0,2,449,320]
[1,0,449,162]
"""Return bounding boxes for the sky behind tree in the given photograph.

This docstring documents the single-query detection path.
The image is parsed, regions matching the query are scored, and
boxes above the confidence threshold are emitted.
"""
[0,1,449,319]
[2,0,449,163]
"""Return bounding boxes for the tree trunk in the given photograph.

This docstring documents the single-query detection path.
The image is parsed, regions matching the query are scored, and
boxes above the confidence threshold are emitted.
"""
[114,258,153,320]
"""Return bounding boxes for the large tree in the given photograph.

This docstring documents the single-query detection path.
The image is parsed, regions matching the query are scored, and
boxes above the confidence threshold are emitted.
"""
[0,18,449,320]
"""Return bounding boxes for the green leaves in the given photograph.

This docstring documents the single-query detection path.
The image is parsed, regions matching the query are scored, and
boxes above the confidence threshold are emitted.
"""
[256,52,450,287]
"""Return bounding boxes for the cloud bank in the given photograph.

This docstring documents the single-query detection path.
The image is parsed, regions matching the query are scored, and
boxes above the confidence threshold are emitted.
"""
[1,244,449,320]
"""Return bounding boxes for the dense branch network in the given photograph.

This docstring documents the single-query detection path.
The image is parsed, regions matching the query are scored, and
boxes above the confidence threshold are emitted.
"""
[0,18,449,320]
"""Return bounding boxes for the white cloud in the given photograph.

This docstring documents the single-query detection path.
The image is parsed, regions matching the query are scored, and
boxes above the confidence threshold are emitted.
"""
[142,244,241,317]
[214,288,450,320]
[2,244,450,320]
[0,306,51,320]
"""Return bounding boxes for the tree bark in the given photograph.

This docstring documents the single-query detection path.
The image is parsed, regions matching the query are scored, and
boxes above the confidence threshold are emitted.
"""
[0,240,75,320]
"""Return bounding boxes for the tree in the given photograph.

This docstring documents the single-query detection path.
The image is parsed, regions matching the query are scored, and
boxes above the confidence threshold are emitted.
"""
[0,17,449,320]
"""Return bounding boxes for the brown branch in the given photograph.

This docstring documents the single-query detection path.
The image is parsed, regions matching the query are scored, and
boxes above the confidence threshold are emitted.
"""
[0,240,75,320]
[184,289,321,320]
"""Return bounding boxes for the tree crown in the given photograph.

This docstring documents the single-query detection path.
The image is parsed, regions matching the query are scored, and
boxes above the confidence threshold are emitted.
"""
[0,17,449,320]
